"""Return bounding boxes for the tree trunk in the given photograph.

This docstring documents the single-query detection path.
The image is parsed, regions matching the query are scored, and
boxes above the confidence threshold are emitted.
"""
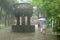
[0,7,2,24]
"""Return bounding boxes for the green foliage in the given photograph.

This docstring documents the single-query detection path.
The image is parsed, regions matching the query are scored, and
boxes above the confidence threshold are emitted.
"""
[0,0,17,26]
[53,26,60,32]
[0,24,5,29]
[53,17,60,32]
[32,0,60,33]
[32,0,60,18]
[0,0,16,12]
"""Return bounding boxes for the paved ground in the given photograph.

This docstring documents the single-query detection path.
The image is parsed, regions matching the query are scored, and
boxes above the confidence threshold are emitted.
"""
[0,26,60,40]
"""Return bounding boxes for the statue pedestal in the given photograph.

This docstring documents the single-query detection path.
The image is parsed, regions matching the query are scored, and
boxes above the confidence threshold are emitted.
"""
[12,25,35,33]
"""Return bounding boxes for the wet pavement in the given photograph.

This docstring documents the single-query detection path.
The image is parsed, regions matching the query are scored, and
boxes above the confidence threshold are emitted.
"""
[0,26,60,40]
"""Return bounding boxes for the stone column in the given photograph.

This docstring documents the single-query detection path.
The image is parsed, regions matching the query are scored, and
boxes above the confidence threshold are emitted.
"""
[27,17,30,25]
[22,17,25,25]
[16,17,20,25]
[20,17,22,25]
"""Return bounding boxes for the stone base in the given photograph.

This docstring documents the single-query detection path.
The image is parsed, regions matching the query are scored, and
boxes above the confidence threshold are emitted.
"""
[12,25,35,33]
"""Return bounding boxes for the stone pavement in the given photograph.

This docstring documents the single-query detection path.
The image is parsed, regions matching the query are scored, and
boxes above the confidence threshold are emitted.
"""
[0,26,60,40]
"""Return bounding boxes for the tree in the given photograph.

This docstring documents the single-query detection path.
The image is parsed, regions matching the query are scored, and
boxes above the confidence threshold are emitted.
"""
[32,0,60,18]
[0,0,16,25]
